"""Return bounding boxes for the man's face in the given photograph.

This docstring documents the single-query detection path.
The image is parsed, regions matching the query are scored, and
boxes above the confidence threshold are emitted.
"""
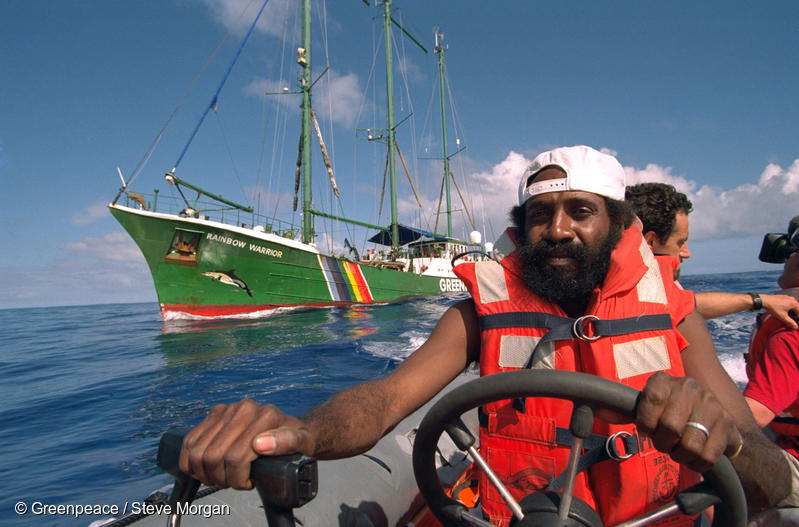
[647,211,691,261]
[522,168,612,250]
[516,168,620,306]
[778,251,799,290]
[645,211,690,279]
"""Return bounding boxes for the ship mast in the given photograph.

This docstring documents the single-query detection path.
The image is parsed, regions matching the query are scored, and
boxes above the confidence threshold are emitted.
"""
[303,0,428,249]
[435,30,452,238]
[378,0,427,251]
[429,29,470,239]
[383,0,400,252]
[300,0,313,244]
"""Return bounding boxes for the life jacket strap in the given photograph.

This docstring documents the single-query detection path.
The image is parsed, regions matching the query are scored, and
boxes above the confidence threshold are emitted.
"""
[478,312,673,411]
[547,427,640,492]
[479,311,673,369]
[477,408,640,492]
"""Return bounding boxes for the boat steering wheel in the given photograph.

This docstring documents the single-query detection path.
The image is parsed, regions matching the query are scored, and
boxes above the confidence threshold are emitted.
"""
[412,370,747,527]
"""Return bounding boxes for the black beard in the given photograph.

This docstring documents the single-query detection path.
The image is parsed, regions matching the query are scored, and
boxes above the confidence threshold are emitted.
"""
[516,225,623,307]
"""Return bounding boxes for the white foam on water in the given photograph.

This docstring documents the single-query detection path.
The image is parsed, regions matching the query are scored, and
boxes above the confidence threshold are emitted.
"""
[162,306,304,322]
[362,330,429,361]
[719,351,748,389]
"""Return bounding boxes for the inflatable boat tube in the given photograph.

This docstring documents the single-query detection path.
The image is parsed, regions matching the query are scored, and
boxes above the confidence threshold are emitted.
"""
[97,373,478,527]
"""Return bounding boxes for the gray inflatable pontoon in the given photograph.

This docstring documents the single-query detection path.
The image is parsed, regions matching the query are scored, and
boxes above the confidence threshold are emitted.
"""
[95,373,478,527]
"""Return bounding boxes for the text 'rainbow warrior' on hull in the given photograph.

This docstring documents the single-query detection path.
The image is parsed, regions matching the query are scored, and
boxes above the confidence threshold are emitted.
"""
[109,203,470,318]
[109,0,485,318]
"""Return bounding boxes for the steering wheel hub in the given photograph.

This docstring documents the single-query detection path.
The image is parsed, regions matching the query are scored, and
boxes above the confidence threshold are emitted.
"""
[511,491,602,527]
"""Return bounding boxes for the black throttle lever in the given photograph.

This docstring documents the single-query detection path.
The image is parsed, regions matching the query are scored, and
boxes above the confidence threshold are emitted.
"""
[156,428,318,527]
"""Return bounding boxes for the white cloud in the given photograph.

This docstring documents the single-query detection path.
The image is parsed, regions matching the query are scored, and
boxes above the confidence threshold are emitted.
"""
[245,69,365,129]
[72,199,112,226]
[394,56,426,87]
[402,151,531,245]
[314,231,345,256]
[60,231,147,263]
[761,159,799,195]
[0,259,155,308]
[457,151,530,238]
[442,151,799,246]
[196,0,294,38]
[688,170,798,239]
[308,71,365,130]
[624,164,696,194]
[599,147,618,157]
[0,232,155,309]
[625,159,799,240]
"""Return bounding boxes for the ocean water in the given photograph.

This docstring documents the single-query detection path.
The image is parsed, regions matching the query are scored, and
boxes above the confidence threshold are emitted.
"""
[0,269,784,527]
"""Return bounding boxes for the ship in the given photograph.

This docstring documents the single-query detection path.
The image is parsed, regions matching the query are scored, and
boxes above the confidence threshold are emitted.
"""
[109,0,485,318]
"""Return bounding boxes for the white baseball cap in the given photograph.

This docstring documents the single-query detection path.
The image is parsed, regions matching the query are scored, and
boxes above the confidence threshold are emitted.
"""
[518,145,626,205]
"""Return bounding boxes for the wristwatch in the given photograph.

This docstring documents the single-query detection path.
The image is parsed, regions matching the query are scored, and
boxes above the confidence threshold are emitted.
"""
[748,291,763,311]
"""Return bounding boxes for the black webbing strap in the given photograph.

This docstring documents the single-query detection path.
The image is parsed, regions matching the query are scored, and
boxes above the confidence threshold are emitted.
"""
[773,416,799,426]
[476,408,640,492]
[547,427,640,491]
[479,311,673,411]
[479,311,673,346]
[769,415,799,444]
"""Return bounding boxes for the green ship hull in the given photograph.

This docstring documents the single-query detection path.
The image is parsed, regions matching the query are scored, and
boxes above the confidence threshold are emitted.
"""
[110,204,466,318]
[109,0,480,319]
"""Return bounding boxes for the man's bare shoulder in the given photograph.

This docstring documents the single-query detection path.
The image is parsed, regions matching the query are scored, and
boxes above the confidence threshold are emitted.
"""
[411,298,480,366]
[450,297,477,317]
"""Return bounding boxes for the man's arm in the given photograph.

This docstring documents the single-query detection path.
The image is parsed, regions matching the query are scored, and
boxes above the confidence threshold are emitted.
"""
[304,300,481,458]
[675,309,790,507]
[745,396,778,429]
[695,292,799,329]
[179,299,481,490]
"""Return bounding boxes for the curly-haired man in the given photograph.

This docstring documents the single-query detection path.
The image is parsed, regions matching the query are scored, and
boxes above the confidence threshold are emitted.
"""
[626,182,799,327]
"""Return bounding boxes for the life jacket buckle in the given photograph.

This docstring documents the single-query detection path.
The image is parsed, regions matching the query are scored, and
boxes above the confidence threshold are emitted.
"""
[605,431,634,461]
[573,315,601,341]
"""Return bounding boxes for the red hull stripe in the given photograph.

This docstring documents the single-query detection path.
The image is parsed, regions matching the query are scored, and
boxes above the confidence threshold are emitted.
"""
[344,261,374,302]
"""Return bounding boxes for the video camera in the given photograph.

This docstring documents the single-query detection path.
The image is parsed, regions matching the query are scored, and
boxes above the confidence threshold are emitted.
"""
[759,229,799,264]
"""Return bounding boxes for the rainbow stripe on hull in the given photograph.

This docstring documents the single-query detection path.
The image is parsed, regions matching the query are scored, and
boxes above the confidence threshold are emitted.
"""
[109,204,462,319]
[319,256,374,303]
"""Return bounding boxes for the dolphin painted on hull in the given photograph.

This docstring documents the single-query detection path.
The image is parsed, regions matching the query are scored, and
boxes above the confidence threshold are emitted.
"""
[201,270,253,297]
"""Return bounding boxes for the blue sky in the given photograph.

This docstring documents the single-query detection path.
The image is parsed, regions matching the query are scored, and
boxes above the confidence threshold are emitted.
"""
[3,0,799,309]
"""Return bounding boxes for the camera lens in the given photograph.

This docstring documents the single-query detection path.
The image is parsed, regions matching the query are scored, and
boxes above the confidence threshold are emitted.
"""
[759,233,797,263]
[779,242,799,261]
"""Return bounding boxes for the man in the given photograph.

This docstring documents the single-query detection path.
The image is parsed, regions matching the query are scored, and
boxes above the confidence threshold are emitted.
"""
[181,146,789,525]
[744,217,799,513]
[626,183,799,328]
[624,182,693,280]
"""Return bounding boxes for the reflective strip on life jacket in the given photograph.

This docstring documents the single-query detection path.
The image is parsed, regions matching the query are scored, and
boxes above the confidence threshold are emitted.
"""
[453,227,699,527]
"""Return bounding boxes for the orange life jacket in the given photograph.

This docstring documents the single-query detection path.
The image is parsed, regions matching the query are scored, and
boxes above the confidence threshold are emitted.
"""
[453,226,699,527]
[746,289,799,443]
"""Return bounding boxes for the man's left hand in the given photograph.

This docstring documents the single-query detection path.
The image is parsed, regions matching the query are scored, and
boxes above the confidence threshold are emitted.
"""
[635,371,743,474]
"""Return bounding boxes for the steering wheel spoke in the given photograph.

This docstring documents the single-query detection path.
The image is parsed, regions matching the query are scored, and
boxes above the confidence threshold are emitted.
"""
[412,370,747,527]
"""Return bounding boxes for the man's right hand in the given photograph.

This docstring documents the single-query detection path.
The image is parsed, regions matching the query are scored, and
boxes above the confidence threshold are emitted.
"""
[177,301,480,492]
[761,293,799,330]
[179,399,316,490]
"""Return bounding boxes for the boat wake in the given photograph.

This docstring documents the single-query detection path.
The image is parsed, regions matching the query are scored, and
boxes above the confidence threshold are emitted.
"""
[720,353,747,389]
[162,306,307,323]
[361,329,431,361]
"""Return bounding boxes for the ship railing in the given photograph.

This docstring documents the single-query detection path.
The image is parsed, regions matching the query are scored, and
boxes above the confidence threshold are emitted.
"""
[356,244,487,272]
[119,191,299,239]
